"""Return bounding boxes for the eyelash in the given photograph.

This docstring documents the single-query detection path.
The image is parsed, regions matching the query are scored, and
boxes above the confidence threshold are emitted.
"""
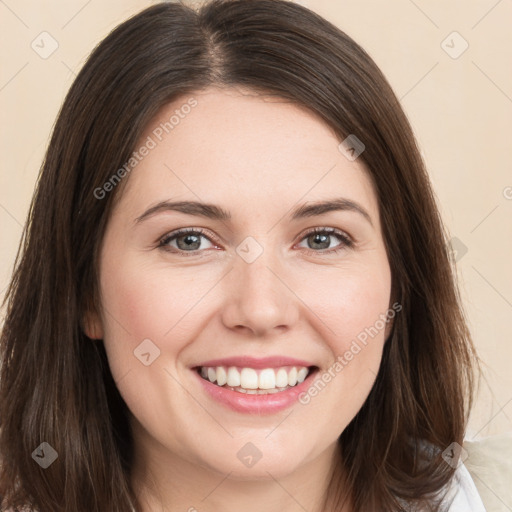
[157,227,354,257]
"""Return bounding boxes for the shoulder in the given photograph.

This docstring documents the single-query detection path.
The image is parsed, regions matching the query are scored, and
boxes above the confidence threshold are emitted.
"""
[414,438,487,511]
[444,462,487,511]
[463,433,512,511]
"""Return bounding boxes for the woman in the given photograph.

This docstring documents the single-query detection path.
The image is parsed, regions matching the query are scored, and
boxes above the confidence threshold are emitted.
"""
[0,1,484,511]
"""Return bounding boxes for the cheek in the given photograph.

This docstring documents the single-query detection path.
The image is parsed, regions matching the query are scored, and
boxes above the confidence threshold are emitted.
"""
[99,255,200,342]
[96,256,199,427]
[293,260,391,425]
[96,254,178,382]
[97,251,227,386]
[301,259,392,350]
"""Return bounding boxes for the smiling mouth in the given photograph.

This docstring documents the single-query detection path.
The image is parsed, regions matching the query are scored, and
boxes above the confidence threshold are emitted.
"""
[195,365,318,394]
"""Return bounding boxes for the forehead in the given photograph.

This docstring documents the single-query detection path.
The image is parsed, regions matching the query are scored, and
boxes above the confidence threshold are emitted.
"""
[116,86,379,224]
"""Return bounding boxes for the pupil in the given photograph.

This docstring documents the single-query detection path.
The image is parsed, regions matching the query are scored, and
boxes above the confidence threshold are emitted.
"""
[178,234,200,250]
[311,233,329,249]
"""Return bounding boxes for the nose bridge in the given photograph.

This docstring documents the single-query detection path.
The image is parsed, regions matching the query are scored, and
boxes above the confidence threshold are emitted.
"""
[238,241,278,296]
[222,234,297,335]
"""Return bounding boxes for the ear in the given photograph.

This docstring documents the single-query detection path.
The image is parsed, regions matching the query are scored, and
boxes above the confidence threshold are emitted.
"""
[82,307,104,340]
[384,316,394,341]
[383,299,402,342]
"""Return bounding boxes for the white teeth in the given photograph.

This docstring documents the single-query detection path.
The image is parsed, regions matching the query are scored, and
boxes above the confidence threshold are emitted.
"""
[227,367,241,387]
[216,366,227,386]
[258,368,276,390]
[297,367,309,383]
[240,368,259,389]
[288,367,298,386]
[275,368,289,388]
[198,365,312,392]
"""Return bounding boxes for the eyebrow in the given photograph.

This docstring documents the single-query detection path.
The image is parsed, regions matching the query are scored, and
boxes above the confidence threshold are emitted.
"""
[134,197,373,227]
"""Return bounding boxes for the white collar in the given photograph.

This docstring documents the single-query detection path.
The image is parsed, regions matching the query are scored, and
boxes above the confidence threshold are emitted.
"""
[445,462,487,511]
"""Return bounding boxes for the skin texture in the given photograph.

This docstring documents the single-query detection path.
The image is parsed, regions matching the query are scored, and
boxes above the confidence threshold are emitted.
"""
[85,86,393,512]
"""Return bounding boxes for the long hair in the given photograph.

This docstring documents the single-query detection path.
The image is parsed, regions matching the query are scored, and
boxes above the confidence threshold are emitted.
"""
[0,1,479,510]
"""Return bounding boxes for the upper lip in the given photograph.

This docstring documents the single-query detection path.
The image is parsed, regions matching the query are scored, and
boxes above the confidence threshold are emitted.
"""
[193,356,317,369]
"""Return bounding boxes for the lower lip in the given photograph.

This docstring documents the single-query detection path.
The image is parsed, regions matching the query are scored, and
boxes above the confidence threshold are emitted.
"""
[193,368,318,414]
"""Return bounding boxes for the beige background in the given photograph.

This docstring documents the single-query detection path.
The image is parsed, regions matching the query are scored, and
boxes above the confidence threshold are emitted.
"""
[1,0,511,440]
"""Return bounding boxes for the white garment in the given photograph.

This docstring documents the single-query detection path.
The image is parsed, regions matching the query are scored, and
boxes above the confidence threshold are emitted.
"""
[445,462,487,511]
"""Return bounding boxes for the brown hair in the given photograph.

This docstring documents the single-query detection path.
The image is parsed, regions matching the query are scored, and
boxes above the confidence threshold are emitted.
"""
[0,1,479,511]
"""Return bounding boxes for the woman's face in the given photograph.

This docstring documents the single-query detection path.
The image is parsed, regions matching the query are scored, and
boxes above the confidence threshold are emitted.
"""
[87,86,392,481]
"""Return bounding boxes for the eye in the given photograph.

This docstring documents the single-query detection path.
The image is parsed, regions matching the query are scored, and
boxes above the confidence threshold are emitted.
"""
[158,228,217,255]
[158,226,353,256]
[296,227,353,254]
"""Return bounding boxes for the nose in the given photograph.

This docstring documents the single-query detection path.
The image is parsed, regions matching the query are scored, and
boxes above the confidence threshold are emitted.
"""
[220,243,299,337]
